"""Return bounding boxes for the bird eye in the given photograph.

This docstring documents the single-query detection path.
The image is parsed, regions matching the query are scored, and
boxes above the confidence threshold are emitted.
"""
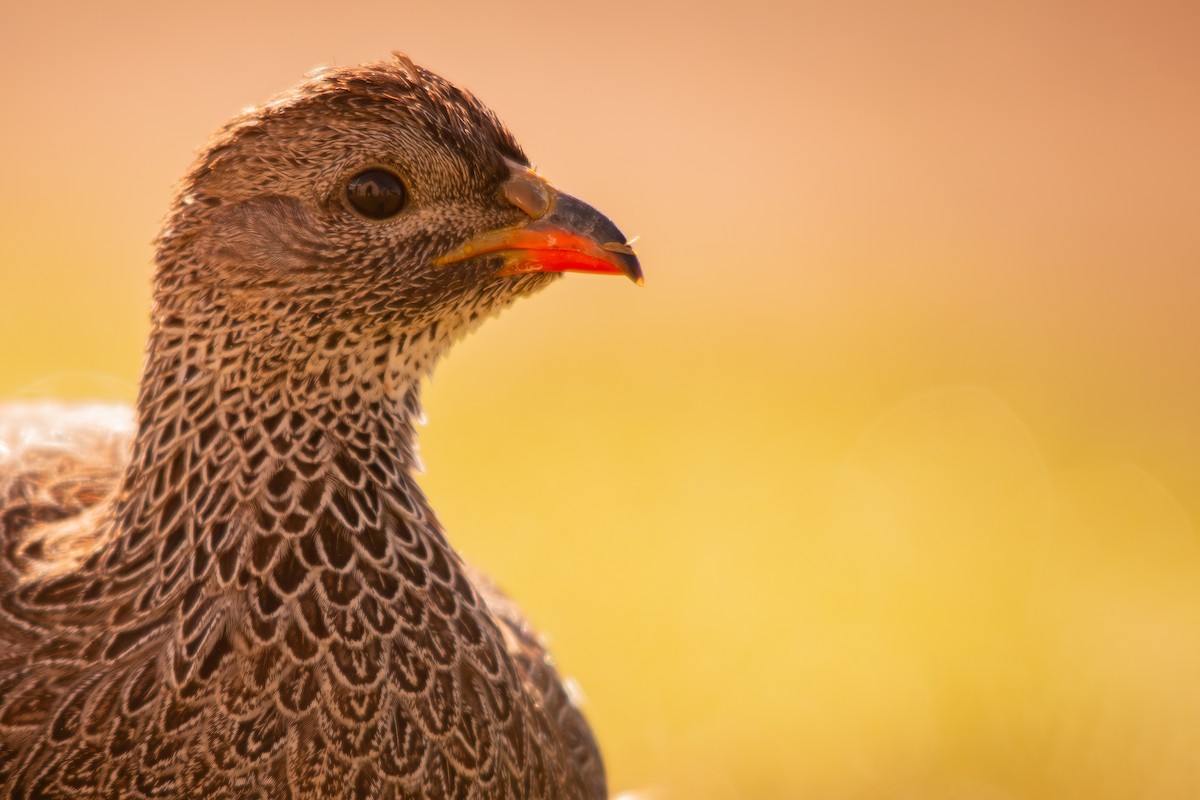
[346,169,407,219]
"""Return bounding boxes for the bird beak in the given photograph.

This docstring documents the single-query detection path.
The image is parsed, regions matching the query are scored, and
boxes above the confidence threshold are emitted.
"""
[434,173,644,286]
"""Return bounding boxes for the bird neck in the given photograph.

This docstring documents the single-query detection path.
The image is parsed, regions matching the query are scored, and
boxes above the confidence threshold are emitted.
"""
[113,303,443,575]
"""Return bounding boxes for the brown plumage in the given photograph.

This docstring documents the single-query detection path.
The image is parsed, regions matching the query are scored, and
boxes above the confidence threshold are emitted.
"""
[0,55,640,799]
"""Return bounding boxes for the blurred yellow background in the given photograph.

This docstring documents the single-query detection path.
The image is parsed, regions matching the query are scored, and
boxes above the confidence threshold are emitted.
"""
[3,1,1200,797]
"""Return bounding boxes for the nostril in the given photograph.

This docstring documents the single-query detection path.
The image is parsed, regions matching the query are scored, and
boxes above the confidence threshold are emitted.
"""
[503,174,551,220]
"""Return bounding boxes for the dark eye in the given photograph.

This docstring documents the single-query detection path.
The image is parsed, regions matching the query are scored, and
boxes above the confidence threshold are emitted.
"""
[346,169,407,219]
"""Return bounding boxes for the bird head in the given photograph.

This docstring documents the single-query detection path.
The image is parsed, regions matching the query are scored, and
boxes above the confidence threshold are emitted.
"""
[153,53,640,363]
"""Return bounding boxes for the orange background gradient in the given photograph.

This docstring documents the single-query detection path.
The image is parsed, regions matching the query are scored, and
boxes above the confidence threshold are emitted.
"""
[3,2,1200,797]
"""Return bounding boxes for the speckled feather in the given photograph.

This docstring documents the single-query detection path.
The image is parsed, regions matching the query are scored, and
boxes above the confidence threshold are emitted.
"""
[0,56,605,799]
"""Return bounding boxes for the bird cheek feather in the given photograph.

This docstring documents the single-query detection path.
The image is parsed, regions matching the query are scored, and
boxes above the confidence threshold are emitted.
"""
[188,197,321,293]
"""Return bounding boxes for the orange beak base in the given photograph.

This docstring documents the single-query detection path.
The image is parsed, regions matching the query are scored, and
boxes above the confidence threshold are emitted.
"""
[435,193,643,285]
[490,229,636,280]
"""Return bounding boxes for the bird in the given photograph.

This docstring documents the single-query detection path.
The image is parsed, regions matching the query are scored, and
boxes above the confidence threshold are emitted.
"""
[0,53,641,799]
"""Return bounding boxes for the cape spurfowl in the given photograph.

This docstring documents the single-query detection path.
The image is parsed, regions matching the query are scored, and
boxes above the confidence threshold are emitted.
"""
[0,54,641,799]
